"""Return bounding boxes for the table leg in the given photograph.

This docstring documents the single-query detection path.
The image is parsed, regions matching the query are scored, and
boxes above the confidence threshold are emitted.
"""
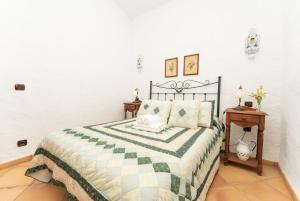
[257,129,264,175]
[224,121,231,165]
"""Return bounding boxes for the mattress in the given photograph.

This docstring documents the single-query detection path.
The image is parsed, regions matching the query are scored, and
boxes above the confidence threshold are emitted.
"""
[26,119,223,201]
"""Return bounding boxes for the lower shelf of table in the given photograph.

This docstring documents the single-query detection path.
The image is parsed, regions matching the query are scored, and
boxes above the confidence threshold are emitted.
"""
[225,152,258,168]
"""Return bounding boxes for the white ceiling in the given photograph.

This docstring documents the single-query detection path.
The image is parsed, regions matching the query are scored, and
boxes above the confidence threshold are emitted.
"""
[114,0,173,19]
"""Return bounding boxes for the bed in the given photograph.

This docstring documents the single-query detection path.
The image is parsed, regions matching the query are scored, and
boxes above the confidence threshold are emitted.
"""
[26,77,223,201]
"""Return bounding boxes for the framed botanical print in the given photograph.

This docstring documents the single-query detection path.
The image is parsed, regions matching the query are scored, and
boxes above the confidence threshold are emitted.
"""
[184,54,199,76]
[165,57,178,78]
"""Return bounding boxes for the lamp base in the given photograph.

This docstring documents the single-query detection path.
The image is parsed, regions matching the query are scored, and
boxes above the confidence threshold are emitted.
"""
[233,105,245,111]
[133,97,142,103]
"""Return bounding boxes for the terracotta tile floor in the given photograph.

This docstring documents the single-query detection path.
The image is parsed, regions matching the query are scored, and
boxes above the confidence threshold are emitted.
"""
[0,161,295,201]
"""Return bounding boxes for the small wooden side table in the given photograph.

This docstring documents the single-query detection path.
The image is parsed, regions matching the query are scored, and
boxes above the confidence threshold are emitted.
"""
[224,108,267,175]
[124,102,141,119]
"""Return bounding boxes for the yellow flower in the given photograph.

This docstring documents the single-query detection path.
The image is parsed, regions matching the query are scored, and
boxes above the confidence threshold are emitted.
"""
[249,86,267,104]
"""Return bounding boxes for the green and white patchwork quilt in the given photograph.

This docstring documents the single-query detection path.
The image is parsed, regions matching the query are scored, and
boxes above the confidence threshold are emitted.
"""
[26,119,223,201]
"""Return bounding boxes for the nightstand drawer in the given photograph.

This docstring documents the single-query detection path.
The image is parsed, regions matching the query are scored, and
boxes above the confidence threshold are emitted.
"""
[124,102,141,119]
[125,104,137,111]
[230,114,259,124]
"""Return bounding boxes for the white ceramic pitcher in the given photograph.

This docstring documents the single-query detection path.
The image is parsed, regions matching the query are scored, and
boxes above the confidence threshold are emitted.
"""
[236,140,257,161]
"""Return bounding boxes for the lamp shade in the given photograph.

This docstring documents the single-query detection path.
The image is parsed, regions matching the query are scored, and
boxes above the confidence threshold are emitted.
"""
[236,86,243,98]
[133,88,138,96]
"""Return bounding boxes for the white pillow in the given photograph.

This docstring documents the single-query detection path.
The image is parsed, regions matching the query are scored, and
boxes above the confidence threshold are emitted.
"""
[168,100,200,129]
[198,101,215,128]
[137,100,172,123]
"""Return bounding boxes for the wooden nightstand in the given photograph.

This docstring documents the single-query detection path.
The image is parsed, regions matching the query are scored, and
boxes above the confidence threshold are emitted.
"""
[124,102,141,119]
[224,108,267,175]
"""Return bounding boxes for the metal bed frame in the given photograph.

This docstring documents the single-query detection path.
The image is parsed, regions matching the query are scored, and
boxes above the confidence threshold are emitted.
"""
[149,76,222,117]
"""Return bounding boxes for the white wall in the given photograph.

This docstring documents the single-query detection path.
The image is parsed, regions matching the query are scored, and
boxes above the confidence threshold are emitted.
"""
[132,0,285,161]
[279,0,300,197]
[0,0,135,163]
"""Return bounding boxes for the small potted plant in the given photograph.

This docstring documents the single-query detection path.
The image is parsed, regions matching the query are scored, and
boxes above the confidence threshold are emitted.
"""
[249,86,267,112]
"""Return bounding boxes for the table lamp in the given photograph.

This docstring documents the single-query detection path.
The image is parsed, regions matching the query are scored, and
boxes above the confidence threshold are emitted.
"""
[133,88,141,103]
[234,86,244,110]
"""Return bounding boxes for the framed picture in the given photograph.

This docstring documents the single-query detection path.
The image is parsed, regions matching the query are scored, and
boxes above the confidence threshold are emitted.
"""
[184,54,199,76]
[165,57,178,78]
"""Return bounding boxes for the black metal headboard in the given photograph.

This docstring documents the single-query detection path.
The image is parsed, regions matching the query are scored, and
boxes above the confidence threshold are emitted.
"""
[149,76,222,117]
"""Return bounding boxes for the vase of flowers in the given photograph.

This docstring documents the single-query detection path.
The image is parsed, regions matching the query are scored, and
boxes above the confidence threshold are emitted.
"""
[249,86,267,112]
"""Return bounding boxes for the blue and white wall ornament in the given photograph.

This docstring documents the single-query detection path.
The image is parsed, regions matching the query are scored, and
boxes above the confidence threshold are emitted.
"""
[245,28,260,59]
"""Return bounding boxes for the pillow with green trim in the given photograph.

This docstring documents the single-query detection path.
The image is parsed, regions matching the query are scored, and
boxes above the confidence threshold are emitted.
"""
[198,101,215,128]
[137,100,172,123]
[168,100,200,129]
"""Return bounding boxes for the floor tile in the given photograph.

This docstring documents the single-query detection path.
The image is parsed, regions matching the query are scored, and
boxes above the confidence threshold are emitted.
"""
[264,177,293,198]
[206,186,250,201]
[210,174,231,190]
[15,181,66,201]
[17,162,31,168]
[0,167,12,177]
[0,186,27,201]
[218,164,260,184]
[0,166,33,188]
[256,165,282,179]
[234,180,293,201]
